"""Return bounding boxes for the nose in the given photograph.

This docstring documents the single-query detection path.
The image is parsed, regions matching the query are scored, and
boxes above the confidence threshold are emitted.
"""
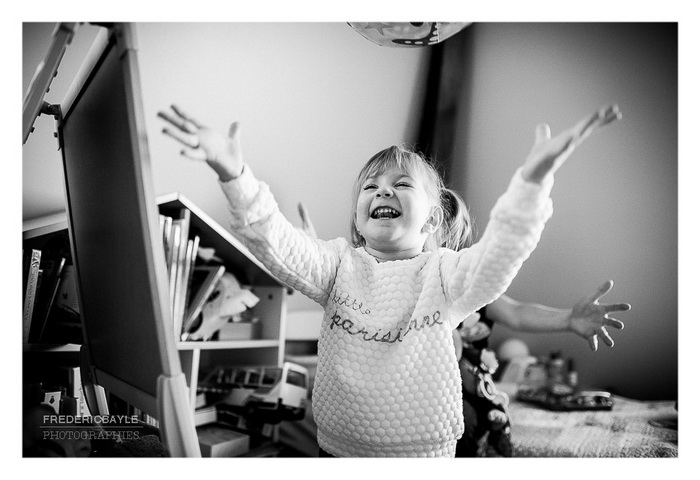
[375,187,393,198]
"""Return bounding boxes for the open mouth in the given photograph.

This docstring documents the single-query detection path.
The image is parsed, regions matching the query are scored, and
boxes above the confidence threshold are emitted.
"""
[371,206,401,219]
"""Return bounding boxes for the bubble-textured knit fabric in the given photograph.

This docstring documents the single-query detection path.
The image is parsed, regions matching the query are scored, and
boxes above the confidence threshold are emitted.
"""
[220,164,553,457]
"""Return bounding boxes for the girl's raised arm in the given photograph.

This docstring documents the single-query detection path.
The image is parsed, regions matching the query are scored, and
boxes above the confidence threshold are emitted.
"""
[443,105,621,326]
[158,106,342,306]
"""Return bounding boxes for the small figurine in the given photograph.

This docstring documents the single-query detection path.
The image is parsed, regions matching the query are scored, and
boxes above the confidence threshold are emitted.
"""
[455,310,513,457]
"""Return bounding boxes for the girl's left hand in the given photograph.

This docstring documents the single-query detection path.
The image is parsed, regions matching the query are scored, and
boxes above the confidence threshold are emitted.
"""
[521,104,621,183]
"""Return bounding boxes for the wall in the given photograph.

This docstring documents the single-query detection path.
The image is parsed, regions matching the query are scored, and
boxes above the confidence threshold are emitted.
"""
[447,23,677,400]
[23,23,102,220]
[22,22,431,314]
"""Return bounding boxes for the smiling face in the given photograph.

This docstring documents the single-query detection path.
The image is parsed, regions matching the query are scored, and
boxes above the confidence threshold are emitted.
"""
[354,165,440,261]
[350,145,473,258]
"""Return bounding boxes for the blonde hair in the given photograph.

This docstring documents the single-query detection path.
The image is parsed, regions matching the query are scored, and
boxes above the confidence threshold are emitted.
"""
[350,144,473,251]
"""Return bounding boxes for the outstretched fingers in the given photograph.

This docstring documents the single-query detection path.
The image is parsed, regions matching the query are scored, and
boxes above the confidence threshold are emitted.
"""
[170,104,204,129]
[604,316,625,330]
[599,326,615,347]
[161,125,200,150]
[604,301,631,313]
[179,146,208,162]
[587,327,614,351]
[595,279,630,331]
[158,105,208,157]
[587,279,614,305]
[534,123,551,145]
[599,104,623,127]
[157,106,198,134]
[228,121,240,140]
[588,335,599,351]
[570,104,622,148]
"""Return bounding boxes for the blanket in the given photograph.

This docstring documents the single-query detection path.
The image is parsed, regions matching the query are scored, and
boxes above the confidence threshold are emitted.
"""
[508,395,678,457]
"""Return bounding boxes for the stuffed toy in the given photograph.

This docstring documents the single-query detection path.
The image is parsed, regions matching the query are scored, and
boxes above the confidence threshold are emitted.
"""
[187,272,259,341]
[455,309,513,457]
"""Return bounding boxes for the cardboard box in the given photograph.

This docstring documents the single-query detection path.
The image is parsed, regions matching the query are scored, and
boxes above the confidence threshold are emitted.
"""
[217,321,256,340]
[194,405,218,427]
[197,425,250,457]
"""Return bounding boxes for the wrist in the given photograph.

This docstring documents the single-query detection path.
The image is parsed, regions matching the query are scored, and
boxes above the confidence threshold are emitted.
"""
[564,310,577,333]
[520,165,552,184]
[215,163,244,182]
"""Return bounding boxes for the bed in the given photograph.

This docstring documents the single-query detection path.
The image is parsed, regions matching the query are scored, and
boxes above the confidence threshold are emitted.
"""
[278,355,678,458]
[504,385,678,457]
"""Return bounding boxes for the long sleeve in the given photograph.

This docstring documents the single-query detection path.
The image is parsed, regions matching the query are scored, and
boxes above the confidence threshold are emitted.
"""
[218,164,344,306]
[440,168,554,324]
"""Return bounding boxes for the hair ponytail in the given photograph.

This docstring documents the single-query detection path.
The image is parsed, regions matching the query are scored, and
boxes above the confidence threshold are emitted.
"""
[438,188,473,251]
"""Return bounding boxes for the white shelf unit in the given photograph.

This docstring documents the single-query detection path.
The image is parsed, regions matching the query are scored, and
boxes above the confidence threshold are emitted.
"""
[175,282,288,407]
[157,193,288,406]
[23,193,290,412]
[159,193,289,408]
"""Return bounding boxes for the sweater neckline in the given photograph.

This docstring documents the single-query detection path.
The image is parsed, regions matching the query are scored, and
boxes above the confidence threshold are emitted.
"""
[360,247,428,264]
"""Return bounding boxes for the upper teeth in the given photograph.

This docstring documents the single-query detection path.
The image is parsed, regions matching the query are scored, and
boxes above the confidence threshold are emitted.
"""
[372,207,400,219]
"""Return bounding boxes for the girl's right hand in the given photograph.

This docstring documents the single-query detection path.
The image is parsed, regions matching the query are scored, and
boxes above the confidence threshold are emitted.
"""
[158,105,243,182]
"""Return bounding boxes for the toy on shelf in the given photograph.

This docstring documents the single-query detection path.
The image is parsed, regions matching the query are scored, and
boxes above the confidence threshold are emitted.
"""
[186,272,260,341]
[198,362,309,424]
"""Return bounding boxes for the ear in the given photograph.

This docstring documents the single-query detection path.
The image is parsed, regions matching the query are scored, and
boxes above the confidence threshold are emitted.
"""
[422,207,443,234]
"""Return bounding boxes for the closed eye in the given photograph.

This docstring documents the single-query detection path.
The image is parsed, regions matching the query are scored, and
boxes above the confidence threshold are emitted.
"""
[395,182,412,188]
[363,184,377,191]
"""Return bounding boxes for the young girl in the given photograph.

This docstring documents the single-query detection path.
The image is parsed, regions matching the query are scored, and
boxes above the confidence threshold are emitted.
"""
[299,198,630,457]
[159,104,621,457]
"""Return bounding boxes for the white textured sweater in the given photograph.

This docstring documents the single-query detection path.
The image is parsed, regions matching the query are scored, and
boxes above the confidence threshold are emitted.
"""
[220,164,553,457]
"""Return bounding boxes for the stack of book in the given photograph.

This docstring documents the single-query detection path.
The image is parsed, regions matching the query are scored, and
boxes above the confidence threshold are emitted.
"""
[159,208,258,342]
[159,208,199,341]
[22,244,72,345]
[23,202,261,346]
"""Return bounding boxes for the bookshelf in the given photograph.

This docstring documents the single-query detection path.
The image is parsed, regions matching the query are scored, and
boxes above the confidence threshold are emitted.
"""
[22,192,290,416]
[23,23,291,456]
[156,193,289,409]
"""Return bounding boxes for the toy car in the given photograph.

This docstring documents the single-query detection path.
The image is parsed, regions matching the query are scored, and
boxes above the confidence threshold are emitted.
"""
[199,362,309,423]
